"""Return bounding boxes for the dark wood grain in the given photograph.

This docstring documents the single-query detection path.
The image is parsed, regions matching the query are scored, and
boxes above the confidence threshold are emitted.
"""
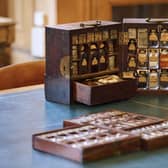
[142,135,168,150]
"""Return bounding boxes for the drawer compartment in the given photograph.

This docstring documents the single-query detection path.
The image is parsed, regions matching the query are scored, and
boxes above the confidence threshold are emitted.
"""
[74,78,137,105]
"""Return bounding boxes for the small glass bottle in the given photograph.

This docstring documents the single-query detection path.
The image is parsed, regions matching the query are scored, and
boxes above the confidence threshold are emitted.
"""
[127,56,137,71]
[137,70,148,89]
[160,69,168,90]
[160,29,168,48]
[160,49,168,69]
[137,49,148,68]
[149,49,159,69]
[148,29,159,47]
[149,69,159,90]
[128,39,137,54]
[90,43,99,73]
[99,42,107,71]
[79,44,88,74]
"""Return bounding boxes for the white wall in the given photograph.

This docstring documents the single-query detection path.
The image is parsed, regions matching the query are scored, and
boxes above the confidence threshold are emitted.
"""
[35,0,57,25]
[8,0,57,63]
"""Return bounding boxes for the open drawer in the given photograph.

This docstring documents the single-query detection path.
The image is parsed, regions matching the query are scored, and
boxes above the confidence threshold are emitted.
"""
[73,77,137,105]
[33,124,140,162]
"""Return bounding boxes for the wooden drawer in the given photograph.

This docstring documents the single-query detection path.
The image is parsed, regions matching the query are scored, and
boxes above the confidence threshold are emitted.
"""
[74,79,137,105]
[131,121,168,150]
[64,110,164,130]
[64,109,126,127]
[33,124,140,163]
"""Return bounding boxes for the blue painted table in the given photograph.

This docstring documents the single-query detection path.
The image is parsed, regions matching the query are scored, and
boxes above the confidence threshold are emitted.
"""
[0,86,168,168]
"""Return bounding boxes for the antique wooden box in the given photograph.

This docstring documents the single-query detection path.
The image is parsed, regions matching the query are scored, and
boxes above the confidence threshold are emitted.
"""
[33,124,140,162]
[45,20,137,105]
[64,109,164,130]
[121,18,168,94]
[131,121,168,150]
[45,19,168,105]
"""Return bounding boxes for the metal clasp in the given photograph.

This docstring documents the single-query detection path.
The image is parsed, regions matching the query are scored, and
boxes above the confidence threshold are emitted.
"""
[80,20,101,28]
[146,18,168,24]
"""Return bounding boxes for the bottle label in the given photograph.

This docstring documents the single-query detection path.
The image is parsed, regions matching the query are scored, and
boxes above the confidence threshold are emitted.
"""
[138,49,148,67]
[149,49,159,68]
[95,31,102,41]
[137,70,148,89]
[102,31,109,41]
[110,29,118,39]
[138,29,148,48]
[128,56,136,69]
[100,55,106,63]
[79,34,86,44]
[149,29,158,47]
[128,28,136,39]
[160,69,168,89]
[149,30,158,41]
[87,32,95,43]
[149,70,159,89]
[72,35,78,45]
[92,57,98,65]
[160,49,168,68]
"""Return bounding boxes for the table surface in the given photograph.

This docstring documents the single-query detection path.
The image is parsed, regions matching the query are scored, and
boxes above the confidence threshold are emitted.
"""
[0,85,168,168]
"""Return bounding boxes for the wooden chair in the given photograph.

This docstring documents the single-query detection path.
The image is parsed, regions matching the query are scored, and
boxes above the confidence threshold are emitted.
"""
[0,60,45,90]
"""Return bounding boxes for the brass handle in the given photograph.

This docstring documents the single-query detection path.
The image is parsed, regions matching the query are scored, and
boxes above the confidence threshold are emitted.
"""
[80,20,101,28]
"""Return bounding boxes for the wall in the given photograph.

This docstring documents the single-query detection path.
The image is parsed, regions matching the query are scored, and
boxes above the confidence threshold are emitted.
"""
[8,0,57,50]
[57,0,168,24]
[0,0,8,16]
[35,0,57,25]
[8,0,57,64]
[57,0,112,23]
[8,0,34,51]
[57,0,91,23]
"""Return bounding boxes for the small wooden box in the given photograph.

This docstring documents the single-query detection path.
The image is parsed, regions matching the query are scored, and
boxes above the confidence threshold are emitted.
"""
[74,79,137,105]
[33,125,140,163]
[131,121,168,150]
[45,19,168,104]
[45,20,138,105]
[64,110,164,130]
